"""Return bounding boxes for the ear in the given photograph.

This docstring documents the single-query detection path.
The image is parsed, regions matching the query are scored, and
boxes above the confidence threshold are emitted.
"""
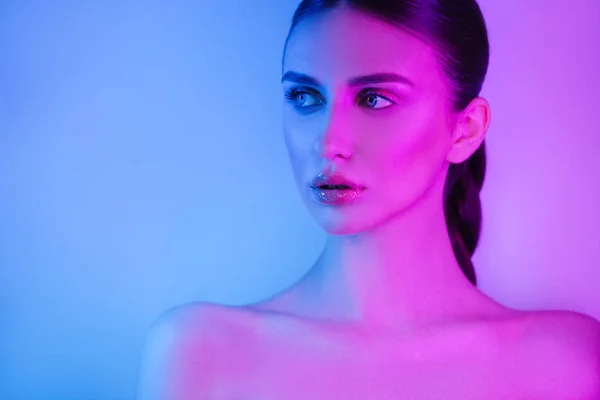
[446,97,491,164]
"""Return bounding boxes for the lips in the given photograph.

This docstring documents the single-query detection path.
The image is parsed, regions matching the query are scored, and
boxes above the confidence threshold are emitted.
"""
[311,172,364,190]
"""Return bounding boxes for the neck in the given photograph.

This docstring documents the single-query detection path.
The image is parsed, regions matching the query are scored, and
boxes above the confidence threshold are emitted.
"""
[256,182,491,332]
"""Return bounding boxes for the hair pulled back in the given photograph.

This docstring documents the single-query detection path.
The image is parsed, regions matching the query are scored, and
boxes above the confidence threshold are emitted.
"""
[285,0,490,285]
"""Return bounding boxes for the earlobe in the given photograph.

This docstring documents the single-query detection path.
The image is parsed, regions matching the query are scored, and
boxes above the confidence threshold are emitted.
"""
[446,97,491,164]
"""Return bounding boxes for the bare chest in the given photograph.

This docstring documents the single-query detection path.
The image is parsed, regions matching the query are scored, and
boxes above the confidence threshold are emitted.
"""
[225,354,513,399]
[208,320,525,399]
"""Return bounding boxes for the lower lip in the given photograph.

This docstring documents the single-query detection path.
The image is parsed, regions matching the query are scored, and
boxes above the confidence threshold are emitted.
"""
[311,186,365,205]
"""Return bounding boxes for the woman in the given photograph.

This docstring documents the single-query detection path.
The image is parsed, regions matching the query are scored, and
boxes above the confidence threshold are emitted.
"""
[137,1,600,398]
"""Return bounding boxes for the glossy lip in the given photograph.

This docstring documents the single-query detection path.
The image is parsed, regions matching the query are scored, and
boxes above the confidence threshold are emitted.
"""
[311,186,365,204]
[311,172,364,190]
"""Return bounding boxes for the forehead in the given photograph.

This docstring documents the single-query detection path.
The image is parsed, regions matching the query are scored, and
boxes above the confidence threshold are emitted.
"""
[283,7,445,91]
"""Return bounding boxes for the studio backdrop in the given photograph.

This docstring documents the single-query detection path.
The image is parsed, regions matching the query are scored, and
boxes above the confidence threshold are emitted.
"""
[1,0,599,398]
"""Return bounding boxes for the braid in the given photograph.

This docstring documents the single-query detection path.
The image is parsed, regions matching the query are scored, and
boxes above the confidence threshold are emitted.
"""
[443,140,487,286]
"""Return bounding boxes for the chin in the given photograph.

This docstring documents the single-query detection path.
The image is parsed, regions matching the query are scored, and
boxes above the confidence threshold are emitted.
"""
[319,222,362,236]
[306,204,381,236]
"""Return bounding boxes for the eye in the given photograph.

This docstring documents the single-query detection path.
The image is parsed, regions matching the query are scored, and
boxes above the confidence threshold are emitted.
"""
[359,92,395,110]
[285,87,323,108]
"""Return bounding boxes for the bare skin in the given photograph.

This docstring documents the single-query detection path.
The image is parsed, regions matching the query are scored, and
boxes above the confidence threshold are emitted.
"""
[135,6,600,400]
[137,301,600,399]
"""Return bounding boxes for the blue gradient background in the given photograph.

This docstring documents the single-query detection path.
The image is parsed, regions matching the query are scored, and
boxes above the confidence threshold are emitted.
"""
[1,1,599,398]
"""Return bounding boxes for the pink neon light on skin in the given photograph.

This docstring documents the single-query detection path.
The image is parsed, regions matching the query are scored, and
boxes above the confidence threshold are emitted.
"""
[275,7,598,398]
[280,5,489,329]
[136,5,600,400]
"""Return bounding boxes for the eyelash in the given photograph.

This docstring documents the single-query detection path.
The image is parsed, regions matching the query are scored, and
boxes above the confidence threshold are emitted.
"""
[284,87,395,109]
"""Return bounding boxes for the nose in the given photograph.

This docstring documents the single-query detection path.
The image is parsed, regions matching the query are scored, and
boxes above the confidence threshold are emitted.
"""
[314,108,353,161]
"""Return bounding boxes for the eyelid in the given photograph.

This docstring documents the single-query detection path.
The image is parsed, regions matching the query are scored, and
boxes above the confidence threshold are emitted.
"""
[358,88,399,103]
[289,86,322,97]
[291,87,324,103]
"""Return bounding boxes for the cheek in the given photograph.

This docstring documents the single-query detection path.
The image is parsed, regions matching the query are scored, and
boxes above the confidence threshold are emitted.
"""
[362,109,450,195]
[282,114,321,183]
[283,111,316,154]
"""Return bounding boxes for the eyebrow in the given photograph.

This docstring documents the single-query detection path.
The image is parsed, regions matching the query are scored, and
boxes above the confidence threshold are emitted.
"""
[281,71,414,87]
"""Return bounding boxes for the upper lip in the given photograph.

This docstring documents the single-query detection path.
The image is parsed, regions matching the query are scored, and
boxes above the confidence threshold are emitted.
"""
[311,172,364,189]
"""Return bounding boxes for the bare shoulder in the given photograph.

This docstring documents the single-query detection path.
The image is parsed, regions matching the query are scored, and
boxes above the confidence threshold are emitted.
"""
[135,301,244,400]
[510,309,600,398]
[518,309,600,355]
[142,301,231,356]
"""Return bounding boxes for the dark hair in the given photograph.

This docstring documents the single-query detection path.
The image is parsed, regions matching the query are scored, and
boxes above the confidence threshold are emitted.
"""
[284,0,489,286]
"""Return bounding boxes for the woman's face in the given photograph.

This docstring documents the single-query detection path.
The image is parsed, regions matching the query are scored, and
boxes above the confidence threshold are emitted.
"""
[282,8,459,235]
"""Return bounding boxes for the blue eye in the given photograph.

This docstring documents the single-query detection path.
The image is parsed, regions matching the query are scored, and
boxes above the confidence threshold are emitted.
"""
[285,88,323,108]
[359,92,395,110]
